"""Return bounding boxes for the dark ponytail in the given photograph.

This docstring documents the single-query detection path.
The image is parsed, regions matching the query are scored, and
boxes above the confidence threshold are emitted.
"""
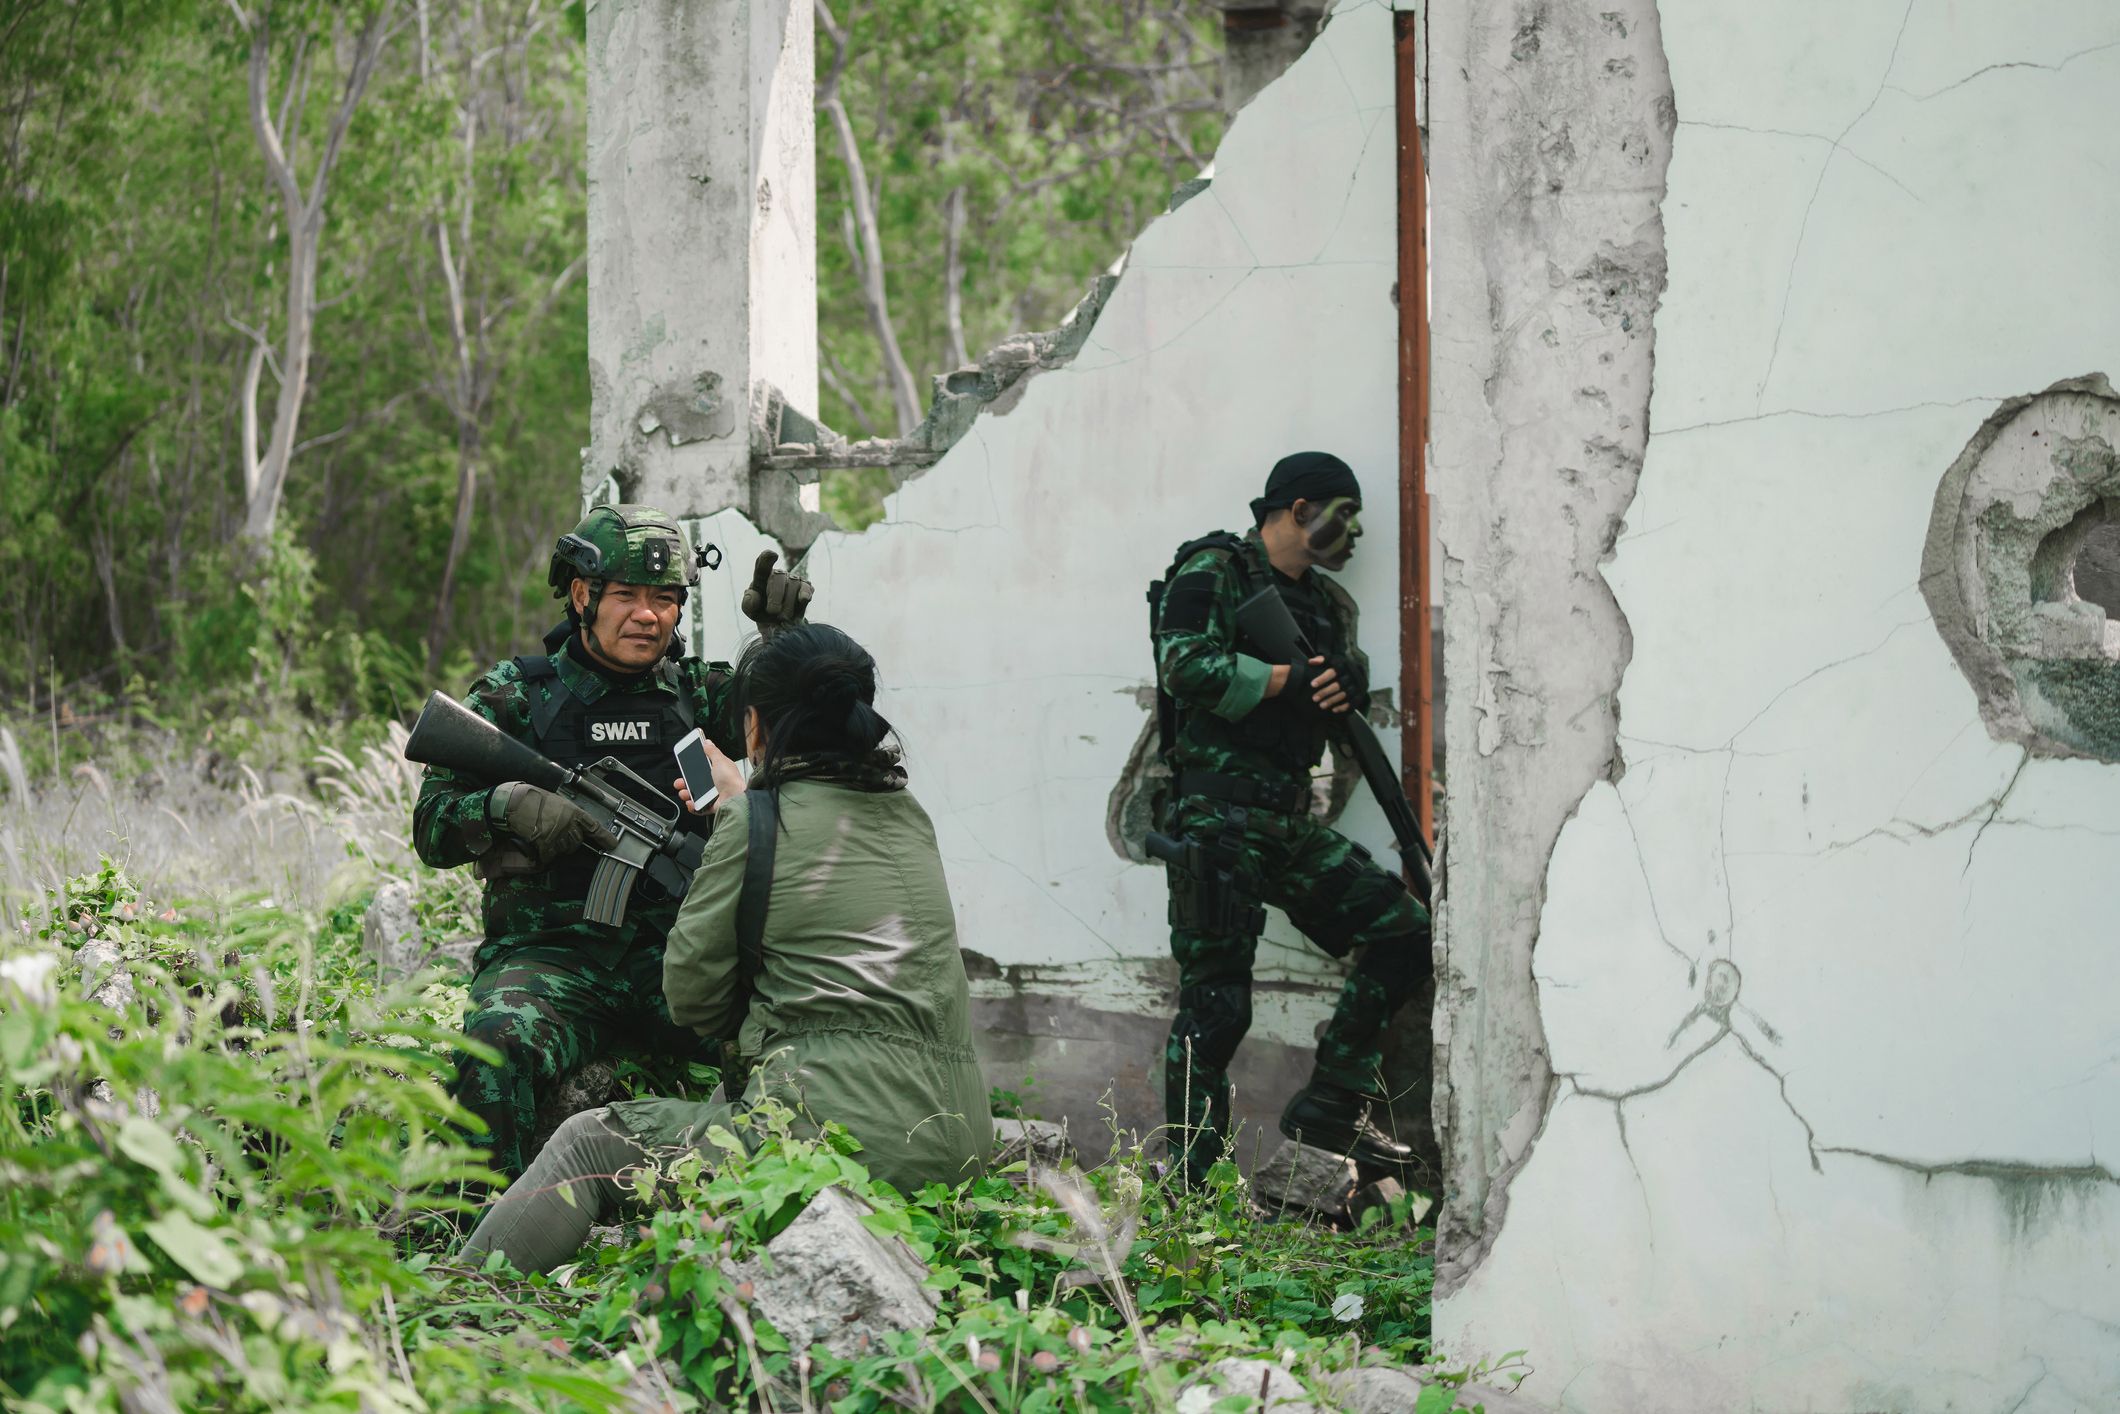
[733,623,899,788]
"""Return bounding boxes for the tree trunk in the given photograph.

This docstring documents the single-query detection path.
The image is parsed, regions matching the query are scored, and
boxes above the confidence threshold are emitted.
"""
[942,182,969,369]
[241,215,315,542]
[426,419,479,675]
[816,1,922,436]
[235,2,394,548]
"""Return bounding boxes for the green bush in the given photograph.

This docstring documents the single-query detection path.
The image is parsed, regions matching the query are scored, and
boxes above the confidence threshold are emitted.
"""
[0,860,615,1411]
[2,848,1470,1412]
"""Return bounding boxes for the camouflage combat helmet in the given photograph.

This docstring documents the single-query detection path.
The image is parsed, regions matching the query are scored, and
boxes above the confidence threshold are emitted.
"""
[549,505,724,658]
[548,504,702,600]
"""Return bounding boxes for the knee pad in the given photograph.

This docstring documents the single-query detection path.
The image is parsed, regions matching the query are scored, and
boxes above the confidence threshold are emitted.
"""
[1173,980,1253,1071]
[1356,926,1434,1005]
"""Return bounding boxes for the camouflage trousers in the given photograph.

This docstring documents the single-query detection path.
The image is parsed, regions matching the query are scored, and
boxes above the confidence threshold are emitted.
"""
[449,942,705,1180]
[1160,794,1431,1180]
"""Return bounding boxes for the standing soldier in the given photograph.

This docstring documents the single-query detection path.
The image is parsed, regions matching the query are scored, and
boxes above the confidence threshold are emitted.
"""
[1150,452,1429,1183]
[413,504,811,1179]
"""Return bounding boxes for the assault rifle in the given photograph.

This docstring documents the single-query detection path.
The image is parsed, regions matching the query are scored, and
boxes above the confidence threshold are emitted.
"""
[1233,588,1435,907]
[403,691,707,927]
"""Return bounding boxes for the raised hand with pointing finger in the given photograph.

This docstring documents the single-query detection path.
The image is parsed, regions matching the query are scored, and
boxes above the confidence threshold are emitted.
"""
[740,549,814,634]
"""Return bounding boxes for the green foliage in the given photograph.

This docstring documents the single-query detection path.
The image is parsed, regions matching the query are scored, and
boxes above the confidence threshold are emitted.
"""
[815,0,1223,435]
[2,0,1227,712]
[0,2,585,716]
[0,730,1499,1410]
[0,857,620,1410]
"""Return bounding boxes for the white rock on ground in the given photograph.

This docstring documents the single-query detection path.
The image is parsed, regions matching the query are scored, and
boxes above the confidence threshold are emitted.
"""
[75,938,156,1116]
[74,938,134,1012]
[1252,1140,1357,1220]
[360,880,423,981]
[1177,1358,1321,1413]
[724,1185,938,1361]
[991,1117,1075,1172]
[1351,1175,1433,1228]
[1326,1365,1553,1414]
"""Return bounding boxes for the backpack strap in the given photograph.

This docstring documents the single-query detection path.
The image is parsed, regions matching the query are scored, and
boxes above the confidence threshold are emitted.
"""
[656,659,699,730]
[511,655,572,742]
[1148,531,1249,762]
[734,789,778,991]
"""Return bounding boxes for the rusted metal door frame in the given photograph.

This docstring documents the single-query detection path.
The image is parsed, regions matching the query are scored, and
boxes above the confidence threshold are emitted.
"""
[1393,10,1435,839]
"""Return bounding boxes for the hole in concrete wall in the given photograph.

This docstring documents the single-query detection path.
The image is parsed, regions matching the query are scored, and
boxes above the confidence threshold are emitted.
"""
[2068,514,2120,621]
[1920,374,2120,761]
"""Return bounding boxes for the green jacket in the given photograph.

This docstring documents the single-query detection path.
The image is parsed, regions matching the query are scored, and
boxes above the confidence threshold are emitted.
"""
[411,643,738,970]
[1156,528,1370,788]
[613,777,992,1196]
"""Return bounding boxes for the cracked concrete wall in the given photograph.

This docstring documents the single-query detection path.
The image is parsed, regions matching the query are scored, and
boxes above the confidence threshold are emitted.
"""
[1432,2,2120,1410]
[1425,0,1672,1286]
[758,1,1411,1158]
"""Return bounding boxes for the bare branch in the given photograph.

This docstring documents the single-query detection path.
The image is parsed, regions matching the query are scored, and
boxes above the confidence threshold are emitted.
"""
[290,387,417,456]
[222,312,285,386]
[306,5,393,216]
[245,20,301,220]
[819,81,921,433]
[819,349,882,440]
[238,341,264,504]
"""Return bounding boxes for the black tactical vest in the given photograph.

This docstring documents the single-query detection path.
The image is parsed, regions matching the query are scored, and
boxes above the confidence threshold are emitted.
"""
[1230,570,1344,775]
[516,655,700,829]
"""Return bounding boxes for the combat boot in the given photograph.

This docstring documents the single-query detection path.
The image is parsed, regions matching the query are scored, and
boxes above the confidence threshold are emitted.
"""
[1277,1080,1415,1170]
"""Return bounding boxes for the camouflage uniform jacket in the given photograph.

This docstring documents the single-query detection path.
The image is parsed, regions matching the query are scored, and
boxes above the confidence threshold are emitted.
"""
[1155,529,1370,791]
[413,642,740,970]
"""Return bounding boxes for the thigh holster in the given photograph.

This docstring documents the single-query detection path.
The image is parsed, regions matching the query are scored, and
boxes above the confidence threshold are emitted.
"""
[1147,805,1265,938]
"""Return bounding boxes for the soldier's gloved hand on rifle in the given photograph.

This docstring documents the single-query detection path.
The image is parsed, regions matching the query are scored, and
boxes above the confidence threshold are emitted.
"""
[486,781,621,865]
[741,549,814,634]
[1321,654,1366,712]
[1270,655,1355,715]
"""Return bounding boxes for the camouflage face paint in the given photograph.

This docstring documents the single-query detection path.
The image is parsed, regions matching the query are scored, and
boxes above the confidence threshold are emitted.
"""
[1303,497,1362,567]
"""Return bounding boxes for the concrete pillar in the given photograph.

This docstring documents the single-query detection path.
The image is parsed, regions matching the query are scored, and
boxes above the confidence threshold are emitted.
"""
[585,0,817,519]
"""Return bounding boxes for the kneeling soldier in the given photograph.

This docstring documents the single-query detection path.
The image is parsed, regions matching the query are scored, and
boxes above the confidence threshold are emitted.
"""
[413,504,810,1178]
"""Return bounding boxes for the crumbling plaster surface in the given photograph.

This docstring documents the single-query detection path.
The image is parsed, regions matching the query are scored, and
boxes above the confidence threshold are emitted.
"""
[755,2,1410,1152]
[1424,0,1673,1285]
[1433,2,2120,1410]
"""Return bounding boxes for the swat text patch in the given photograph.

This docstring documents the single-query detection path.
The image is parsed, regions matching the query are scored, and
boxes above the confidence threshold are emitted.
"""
[589,720,659,745]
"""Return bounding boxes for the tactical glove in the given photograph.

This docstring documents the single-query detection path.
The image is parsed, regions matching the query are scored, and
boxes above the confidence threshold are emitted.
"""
[1326,655,1368,712]
[488,782,620,865]
[741,549,814,634]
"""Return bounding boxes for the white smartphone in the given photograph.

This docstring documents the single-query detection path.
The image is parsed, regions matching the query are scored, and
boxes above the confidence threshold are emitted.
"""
[673,727,719,813]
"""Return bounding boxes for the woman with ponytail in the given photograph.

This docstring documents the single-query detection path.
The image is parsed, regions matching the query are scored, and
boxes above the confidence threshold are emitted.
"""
[460,625,990,1275]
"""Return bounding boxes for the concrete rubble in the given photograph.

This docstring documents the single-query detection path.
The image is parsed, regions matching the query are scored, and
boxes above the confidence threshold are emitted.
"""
[360,880,423,980]
[74,938,155,1115]
[74,937,135,1013]
[1177,1358,1320,1414]
[753,272,1120,495]
[362,881,479,981]
[990,1117,1076,1175]
[1324,1365,1552,1414]
[1252,1140,1358,1221]
[723,1185,938,1361]
[1350,1176,1431,1230]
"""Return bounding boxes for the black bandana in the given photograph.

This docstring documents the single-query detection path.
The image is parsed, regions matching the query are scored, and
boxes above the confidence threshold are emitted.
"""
[1250,451,1362,524]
